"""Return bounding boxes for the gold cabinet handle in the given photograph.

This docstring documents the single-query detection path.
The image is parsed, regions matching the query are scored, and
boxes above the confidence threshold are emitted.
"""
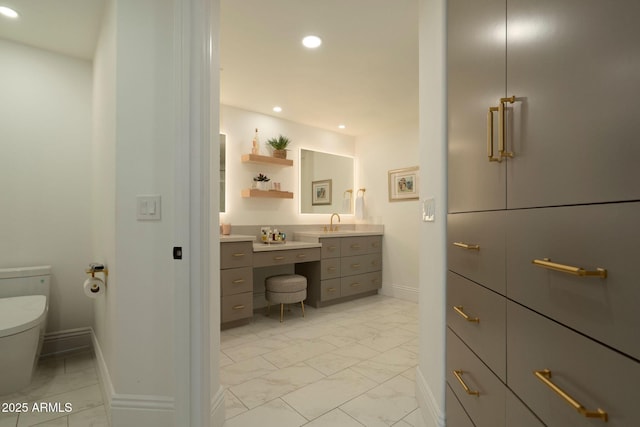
[350,282,362,288]
[534,369,608,421]
[328,246,337,251]
[351,263,361,269]
[453,306,480,323]
[453,242,480,250]
[487,106,501,162]
[532,258,607,278]
[351,244,361,249]
[328,266,337,272]
[297,254,307,259]
[232,279,245,284]
[453,370,480,396]
[498,96,515,158]
[232,305,245,310]
[273,256,286,261]
[327,287,336,293]
[232,253,246,257]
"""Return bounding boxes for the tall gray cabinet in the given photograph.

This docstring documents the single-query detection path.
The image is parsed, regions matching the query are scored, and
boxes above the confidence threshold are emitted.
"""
[446,1,640,426]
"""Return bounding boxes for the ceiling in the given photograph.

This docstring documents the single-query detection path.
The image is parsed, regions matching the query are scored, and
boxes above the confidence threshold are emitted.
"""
[0,0,418,137]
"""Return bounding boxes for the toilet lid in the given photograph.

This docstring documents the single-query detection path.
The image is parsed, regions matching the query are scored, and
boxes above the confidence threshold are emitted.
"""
[0,296,47,338]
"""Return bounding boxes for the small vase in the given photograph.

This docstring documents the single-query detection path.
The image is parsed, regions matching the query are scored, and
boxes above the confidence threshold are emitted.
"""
[256,181,268,191]
[273,149,287,159]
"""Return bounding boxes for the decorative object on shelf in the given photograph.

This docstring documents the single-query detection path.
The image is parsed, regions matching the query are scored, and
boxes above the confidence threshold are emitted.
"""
[251,128,260,155]
[260,227,287,244]
[388,166,419,201]
[312,179,332,205]
[266,134,291,159]
[253,173,270,191]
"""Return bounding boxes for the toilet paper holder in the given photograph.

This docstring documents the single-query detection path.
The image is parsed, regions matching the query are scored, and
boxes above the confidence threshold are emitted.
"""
[85,263,108,281]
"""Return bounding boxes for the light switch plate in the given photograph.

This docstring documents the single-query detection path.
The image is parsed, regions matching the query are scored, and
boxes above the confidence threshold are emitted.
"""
[422,198,435,222]
[137,195,161,221]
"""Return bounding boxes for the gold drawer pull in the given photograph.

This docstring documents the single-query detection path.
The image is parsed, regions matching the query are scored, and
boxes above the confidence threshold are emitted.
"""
[351,263,361,269]
[328,267,337,271]
[297,254,307,259]
[232,279,245,284]
[232,305,245,311]
[327,287,336,293]
[453,242,480,250]
[534,369,608,422]
[273,256,286,261]
[351,244,361,249]
[351,282,362,288]
[372,242,380,248]
[532,258,607,278]
[328,246,337,251]
[232,253,246,257]
[453,306,479,323]
[453,370,480,396]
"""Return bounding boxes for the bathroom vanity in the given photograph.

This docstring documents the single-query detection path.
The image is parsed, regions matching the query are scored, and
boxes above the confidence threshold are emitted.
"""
[220,229,383,328]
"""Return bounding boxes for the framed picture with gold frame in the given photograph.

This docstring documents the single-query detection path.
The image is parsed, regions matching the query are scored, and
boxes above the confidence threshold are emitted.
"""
[388,166,419,201]
[312,179,332,205]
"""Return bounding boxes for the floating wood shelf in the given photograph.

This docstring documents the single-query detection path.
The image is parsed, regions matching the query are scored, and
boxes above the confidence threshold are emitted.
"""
[241,189,294,199]
[241,154,293,167]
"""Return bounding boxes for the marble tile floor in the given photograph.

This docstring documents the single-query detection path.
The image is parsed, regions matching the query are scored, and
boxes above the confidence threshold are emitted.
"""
[0,349,108,427]
[222,294,421,427]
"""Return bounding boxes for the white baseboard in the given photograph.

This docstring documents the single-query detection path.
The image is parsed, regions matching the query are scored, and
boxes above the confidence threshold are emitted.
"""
[91,329,114,425]
[416,366,445,427]
[382,284,420,303]
[41,327,93,357]
[211,385,226,426]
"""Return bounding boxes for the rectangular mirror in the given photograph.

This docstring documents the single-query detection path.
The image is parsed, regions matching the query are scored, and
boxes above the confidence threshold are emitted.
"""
[220,134,226,212]
[300,149,354,214]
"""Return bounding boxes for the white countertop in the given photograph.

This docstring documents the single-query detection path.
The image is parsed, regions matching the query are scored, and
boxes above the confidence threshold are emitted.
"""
[220,234,256,243]
[252,241,322,252]
[295,230,383,243]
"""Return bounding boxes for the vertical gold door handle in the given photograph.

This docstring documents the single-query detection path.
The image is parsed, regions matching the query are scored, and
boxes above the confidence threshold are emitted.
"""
[487,106,501,162]
[499,96,515,158]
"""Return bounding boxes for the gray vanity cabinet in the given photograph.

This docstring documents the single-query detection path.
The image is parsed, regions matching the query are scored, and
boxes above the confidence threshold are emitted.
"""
[447,0,640,425]
[220,241,253,328]
[305,235,382,308]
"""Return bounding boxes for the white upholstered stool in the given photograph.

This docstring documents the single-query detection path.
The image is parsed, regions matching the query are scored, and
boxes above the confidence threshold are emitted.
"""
[265,274,307,322]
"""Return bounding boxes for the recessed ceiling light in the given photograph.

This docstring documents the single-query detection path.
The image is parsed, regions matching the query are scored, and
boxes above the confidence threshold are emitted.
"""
[0,6,19,18]
[302,35,322,49]
[338,124,346,129]
[273,106,282,113]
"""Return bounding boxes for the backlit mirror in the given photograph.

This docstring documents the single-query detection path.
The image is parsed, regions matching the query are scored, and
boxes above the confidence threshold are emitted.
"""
[220,134,226,212]
[300,149,354,214]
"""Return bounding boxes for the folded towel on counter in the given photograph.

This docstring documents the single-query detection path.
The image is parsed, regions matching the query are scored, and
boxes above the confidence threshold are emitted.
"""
[355,196,365,220]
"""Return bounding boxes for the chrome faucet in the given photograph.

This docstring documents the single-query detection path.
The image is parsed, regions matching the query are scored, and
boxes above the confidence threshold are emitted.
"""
[330,213,340,232]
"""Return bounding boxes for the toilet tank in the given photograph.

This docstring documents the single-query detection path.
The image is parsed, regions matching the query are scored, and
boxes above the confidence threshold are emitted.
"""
[0,266,51,300]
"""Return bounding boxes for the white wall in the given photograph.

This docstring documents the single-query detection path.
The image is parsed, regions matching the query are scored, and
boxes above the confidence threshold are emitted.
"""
[92,0,177,423]
[0,39,94,333]
[220,104,357,225]
[417,0,447,425]
[355,121,420,301]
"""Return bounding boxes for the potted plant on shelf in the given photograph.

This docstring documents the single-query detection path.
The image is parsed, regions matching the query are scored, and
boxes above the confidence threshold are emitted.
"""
[253,173,270,191]
[266,135,291,159]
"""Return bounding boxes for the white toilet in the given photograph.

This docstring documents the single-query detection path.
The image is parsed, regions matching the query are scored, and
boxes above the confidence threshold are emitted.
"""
[0,266,50,396]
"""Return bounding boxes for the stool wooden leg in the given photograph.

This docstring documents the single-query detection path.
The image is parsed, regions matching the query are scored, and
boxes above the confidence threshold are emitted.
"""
[280,303,284,323]
[301,301,305,318]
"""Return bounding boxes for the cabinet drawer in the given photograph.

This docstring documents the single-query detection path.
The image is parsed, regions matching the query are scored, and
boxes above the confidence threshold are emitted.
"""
[446,384,476,427]
[446,328,505,427]
[221,293,253,323]
[253,247,320,268]
[506,202,640,360]
[340,253,382,277]
[506,389,544,427]
[447,271,506,381]
[448,211,506,295]
[221,267,253,296]
[340,271,381,297]
[321,279,341,301]
[221,242,253,269]
[321,258,340,280]
[507,301,640,427]
[319,238,341,259]
[341,236,382,257]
